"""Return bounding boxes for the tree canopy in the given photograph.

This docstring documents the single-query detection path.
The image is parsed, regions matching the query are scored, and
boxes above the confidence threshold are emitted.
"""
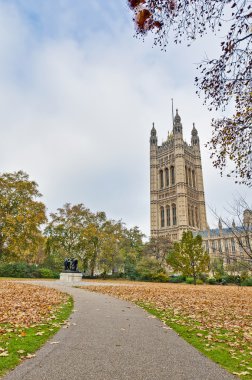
[128,0,252,186]
[45,203,96,270]
[44,203,146,276]
[167,231,209,284]
[0,171,46,262]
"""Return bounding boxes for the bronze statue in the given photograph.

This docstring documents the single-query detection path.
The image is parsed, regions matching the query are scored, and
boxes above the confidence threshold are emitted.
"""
[64,257,78,272]
[64,258,71,271]
[70,258,78,271]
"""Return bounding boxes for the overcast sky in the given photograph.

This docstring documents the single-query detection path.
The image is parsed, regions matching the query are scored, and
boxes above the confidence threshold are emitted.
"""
[0,0,250,236]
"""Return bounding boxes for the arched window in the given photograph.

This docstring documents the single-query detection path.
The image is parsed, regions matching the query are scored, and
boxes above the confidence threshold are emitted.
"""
[191,206,194,227]
[166,206,171,226]
[225,239,229,254]
[188,205,191,226]
[160,207,165,227]
[165,168,169,187]
[205,241,209,253]
[231,238,236,253]
[185,166,188,185]
[192,170,196,188]
[171,166,175,185]
[159,170,164,189]
[188,168,192,187]
[172,203,177,225]
[212,240,216,252]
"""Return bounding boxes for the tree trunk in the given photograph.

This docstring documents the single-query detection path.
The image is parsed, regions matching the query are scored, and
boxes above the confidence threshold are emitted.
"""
[90,246,98,277]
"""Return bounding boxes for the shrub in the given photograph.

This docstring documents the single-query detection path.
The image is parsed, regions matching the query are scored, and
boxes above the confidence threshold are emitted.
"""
[241,278,252,286]
[0,262,38,278]
[240,271,250,282]
[150,273,169,282]
[196,279,203,285]
[208,277,217,285]
[168,275,185,283]
[37,268,59,279]
[124,261,139,280]
[221,275,241,285]
[0,262,59,279]
[199,273,208,283]
[136,257,167,282]
[186,277,194,284]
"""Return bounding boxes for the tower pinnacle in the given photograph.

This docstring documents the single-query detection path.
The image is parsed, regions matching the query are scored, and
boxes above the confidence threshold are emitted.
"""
[173,109,183,134]
[191,123,199,146]
[150,122,157,145]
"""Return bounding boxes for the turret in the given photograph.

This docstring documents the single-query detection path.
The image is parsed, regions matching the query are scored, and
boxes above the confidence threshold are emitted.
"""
[150,122,158,145]
[173,109,183,135]
[243,209,252,227]
[191,123,199,146]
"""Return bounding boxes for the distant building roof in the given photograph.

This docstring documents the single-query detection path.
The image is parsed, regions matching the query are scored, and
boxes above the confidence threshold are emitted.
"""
[194,226,248,239]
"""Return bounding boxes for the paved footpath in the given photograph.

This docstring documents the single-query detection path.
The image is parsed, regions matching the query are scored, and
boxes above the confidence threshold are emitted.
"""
[3,281,237,380]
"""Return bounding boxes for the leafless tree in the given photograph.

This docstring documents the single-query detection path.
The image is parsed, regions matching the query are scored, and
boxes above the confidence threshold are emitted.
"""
[210,196,252,270]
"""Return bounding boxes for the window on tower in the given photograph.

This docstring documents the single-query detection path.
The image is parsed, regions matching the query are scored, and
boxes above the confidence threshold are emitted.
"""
[159,170,164,189]
[192,170,196,188]
[172,203,177,225]
[171,166,175,185]
[191,206,195,227]
[188,168,192,187]
[160,207,165,227]
[185,166,188,185]
[166,205,171,226]
[188,205,191,226]
[165,168,169,187]
[195,207,199,227]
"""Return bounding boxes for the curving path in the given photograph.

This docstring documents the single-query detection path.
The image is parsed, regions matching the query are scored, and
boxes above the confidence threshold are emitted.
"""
[3,281,237,380]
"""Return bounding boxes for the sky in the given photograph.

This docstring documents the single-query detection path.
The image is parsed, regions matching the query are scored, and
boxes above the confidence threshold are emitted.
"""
[0,0,250,237]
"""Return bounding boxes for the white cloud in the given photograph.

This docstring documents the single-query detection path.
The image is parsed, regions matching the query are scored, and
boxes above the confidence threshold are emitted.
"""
[0,0,250,236]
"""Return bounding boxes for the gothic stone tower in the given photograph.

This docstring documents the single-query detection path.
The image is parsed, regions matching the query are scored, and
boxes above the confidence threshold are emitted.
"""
[150,109,208,241]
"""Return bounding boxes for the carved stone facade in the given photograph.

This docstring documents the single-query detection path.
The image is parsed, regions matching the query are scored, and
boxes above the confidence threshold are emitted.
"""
[150,109,208,241]
[198,211,252,266]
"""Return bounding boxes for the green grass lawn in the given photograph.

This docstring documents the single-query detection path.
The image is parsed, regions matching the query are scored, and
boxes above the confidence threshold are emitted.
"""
[0,296,73,377]
[139,302,252,380]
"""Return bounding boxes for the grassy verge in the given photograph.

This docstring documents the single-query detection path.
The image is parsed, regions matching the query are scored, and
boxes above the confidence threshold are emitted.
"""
[0,296,73,377]
[138,302,252,379]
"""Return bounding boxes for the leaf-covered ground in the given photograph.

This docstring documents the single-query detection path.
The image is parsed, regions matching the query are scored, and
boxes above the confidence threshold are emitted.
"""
[0,281,68,327]
[81,283,252,379]
[0,281,72,375]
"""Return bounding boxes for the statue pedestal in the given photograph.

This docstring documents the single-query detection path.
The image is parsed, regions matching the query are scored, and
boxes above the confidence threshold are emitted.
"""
[60,272,82,283]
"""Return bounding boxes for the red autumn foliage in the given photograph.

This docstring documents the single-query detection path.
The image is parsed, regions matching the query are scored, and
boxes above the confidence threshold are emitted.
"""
[135,8,152,32]
[128,0,146,10]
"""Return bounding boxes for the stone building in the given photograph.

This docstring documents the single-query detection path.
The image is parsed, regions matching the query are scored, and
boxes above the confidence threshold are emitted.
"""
[150,109,207,241]
[198,211,252,266]
[149,110,252,267]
